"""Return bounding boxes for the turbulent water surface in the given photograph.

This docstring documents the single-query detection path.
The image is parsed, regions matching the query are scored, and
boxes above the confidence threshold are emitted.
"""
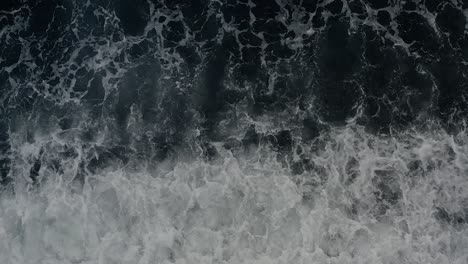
[1,0,468,263]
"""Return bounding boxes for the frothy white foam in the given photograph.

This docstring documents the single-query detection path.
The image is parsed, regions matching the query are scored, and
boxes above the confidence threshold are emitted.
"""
[1,126,468,264]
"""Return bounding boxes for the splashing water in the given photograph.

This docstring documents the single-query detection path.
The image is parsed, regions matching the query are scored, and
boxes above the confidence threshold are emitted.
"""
[1,0,468,263]
[1,125,468,264]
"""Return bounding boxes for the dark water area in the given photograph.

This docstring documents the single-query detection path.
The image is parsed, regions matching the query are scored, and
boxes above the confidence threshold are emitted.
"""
[1,1,468,263]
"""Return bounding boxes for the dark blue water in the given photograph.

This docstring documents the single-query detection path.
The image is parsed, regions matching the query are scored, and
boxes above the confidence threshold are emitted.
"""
[1,1,468,263]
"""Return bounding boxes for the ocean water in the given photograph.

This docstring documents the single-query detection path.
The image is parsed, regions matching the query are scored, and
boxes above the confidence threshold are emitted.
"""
[1,1,468,263]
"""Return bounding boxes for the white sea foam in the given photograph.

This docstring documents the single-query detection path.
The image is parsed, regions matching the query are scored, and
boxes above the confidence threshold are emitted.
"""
[1,126,467,264]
